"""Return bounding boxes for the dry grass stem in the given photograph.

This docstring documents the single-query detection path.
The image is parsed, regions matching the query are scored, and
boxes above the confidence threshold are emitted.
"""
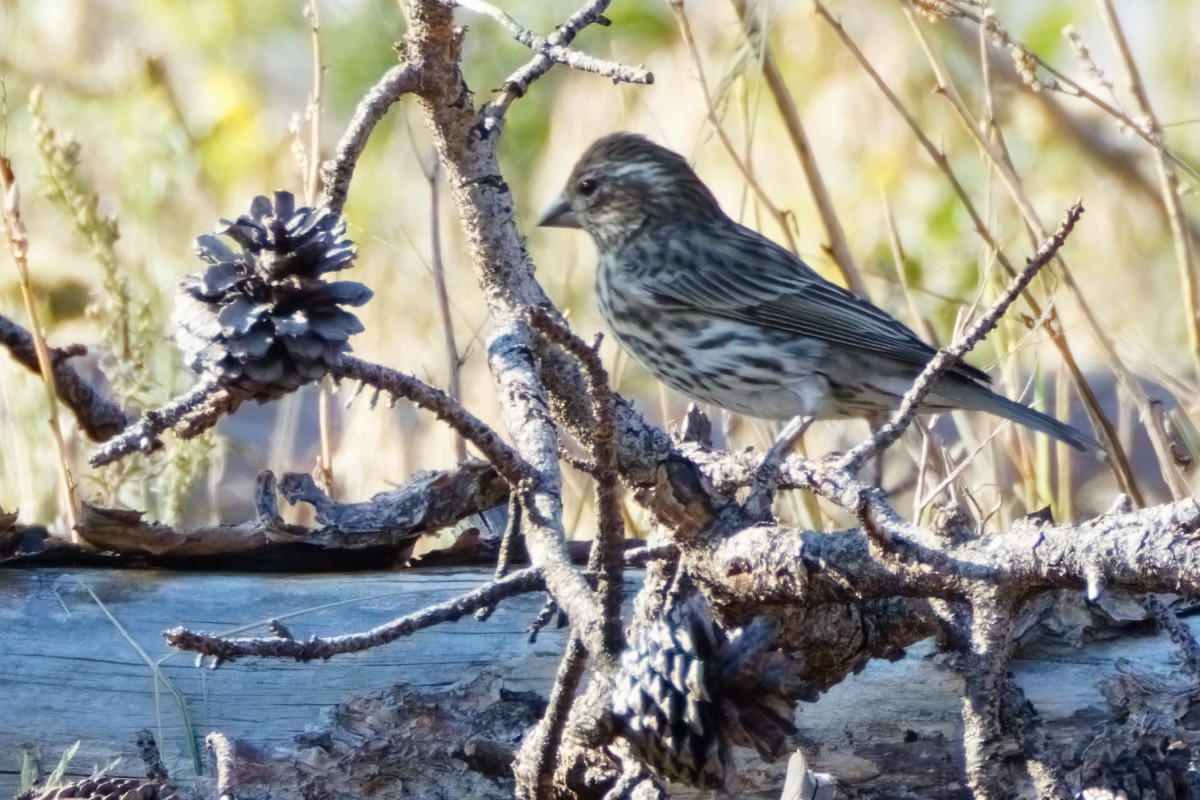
[732,0,868,298]
[0,157,78,532]
[812,1,1145,504]
[1096,0,1200,378]
[903,5,1189,500]
[426,156,468,463]
[669,0,801,256]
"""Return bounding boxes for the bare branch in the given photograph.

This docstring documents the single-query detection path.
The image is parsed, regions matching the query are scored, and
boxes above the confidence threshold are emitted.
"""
[529,306,625,658]
[838,202,1085,472]
[483,0,623,122]
[205,732,240,800]
[455,0,651,109]
[333,355,530,486]
[165,545,673,662]
[522,635,588,800]
[168,564,547,662]
[476,493,523,621]
[404,0,612,663]
[89,375,225,467]
[960,590,1019,799]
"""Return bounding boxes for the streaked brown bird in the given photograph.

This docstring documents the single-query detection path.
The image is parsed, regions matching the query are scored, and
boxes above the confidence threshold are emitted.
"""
[539,133,1098,452]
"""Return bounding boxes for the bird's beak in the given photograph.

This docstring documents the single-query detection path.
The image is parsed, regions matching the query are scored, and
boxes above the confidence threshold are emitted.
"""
[537,195,581,229]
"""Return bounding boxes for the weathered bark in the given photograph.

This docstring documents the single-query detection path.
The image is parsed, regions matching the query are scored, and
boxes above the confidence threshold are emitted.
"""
[4,567,1198,800]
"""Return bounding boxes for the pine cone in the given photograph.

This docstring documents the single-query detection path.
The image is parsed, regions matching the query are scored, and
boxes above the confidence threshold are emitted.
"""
[610,595,804,788]
[20,776,179,800]
[173,191,371,403]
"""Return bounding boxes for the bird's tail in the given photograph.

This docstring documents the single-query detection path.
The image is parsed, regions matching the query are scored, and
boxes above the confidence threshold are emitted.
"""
[938,379,1102,454]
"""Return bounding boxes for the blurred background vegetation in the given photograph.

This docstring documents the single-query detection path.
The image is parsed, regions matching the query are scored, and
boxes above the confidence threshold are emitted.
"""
[0,0,1197,538]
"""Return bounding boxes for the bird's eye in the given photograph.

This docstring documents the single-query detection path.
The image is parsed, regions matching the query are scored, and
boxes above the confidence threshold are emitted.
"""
[578,178,598,197]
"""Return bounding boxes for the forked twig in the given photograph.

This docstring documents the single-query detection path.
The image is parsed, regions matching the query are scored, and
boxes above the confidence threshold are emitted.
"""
[529,307,625,658]
[455,0,651,105]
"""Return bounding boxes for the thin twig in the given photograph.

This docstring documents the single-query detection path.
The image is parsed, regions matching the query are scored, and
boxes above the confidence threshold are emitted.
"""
[481,0,622,123]
[1144,593,1200,680]
[89,375,225,467]
[529,635,588,800]
[167,545,673,662]
[839,202,1085,472]
[527,593,559,643]
[743,415,813,521]
[454,0,651,108]
[332,355,529,486]
[476,493,522,621]
[168,564,549,662]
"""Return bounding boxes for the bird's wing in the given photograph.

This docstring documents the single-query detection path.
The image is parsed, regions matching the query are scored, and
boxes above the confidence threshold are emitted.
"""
[632,222,991,384]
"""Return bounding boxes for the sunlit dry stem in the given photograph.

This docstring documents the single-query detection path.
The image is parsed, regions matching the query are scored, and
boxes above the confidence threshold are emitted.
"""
[811,0,1143,505]
[903,4,1188,501]
[302,0,336,494]
[1096,0,1200,379]
[934,0,1200,185]
[731,0,868,299]
[838,202,1085,472]
[427,156,469,463]
[0,159,78,531]
[669,0,801,256]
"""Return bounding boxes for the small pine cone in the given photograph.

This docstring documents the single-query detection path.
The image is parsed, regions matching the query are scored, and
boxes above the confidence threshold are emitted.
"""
[173,191,371,403]
[610,595,805,788]
[22,776,179,800]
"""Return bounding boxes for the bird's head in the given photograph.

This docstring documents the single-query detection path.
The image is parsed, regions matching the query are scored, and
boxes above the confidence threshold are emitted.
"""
[538,133,723,251]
